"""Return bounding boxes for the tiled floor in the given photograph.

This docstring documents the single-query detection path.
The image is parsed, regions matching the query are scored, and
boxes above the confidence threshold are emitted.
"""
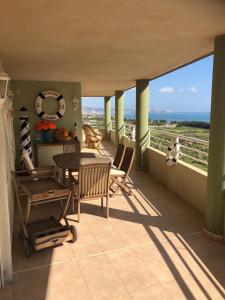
[1,141,225,299]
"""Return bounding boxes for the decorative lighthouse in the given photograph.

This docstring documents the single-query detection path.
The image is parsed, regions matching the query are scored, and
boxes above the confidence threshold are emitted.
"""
[19,107,32,161]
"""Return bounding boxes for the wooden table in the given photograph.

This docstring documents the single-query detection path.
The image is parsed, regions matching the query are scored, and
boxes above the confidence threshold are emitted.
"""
[53,152,96,172]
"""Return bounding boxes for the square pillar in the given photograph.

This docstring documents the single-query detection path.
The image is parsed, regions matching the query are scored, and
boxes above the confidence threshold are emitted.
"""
[136,79,149,168]
[104,96,112,139]
[204,34,225,237]
[115,90,124,145]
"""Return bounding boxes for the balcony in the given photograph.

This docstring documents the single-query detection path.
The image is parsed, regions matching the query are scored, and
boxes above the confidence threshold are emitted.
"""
[2,140,224,300]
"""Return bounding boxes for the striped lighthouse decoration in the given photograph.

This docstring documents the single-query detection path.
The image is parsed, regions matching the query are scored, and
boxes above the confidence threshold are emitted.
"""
[19,107,32,160]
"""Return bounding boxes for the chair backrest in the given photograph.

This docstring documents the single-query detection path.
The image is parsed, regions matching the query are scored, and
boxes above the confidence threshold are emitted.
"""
[113,143,126,168]
[21,149,36,174]
[78,158,111,199]
[120,147,135,177]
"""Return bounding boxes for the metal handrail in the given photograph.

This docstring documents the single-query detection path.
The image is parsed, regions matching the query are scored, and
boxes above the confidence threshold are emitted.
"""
[150,128,209,146]
[123,122,209,168]
[150,135,208,156]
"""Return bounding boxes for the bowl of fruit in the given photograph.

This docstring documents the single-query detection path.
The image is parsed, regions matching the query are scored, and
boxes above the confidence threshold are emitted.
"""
[54,128,77,141]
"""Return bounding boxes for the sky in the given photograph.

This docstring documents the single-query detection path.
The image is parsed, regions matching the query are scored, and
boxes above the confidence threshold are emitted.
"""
[82,55,213,113]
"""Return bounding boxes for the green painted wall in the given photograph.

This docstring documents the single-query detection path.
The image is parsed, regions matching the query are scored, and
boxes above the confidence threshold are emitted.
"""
[11,80,81,167]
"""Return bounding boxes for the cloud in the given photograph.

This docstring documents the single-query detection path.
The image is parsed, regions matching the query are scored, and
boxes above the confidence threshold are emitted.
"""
[188,86,198,93]
[159,86,174,94]
[178,86,198,93]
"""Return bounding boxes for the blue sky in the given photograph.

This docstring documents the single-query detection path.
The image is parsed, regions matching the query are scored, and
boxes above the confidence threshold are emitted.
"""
[82,55,213,112]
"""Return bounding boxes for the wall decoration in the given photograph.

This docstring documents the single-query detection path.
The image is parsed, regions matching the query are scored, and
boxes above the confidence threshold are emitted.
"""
[19,107,32,160]
[71,95,79,112]
[35,90,66,121]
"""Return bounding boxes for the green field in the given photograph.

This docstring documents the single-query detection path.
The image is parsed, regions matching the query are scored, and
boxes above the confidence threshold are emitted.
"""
[83,115,209,172]
[150,126,209,172]
[152,126,209,141]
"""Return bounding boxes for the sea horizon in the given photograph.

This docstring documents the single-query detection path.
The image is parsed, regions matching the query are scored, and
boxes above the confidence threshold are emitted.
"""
[124,111,210,123]
[83,106,211,123]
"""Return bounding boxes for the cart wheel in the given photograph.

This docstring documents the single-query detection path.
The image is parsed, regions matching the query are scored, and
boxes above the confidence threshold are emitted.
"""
[23,238,32,257]
[69,225,78,243]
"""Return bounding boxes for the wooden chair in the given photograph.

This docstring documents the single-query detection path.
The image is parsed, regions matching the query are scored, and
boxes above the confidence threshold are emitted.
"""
[113,143,126,168]
[110,147,135,195]
[74,158,111,221]
[82,124,102,149]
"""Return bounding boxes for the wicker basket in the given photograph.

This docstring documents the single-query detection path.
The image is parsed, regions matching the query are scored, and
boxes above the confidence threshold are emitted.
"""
[54,135,73,142]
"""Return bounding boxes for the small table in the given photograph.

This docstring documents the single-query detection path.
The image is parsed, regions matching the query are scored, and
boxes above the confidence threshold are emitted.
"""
[53,152,96,172]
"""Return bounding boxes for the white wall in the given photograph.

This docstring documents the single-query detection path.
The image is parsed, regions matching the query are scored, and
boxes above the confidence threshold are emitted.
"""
[0,96,14,286]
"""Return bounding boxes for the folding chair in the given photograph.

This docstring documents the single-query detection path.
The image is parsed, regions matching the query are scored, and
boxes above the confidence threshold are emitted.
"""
[110,147,135,195]
[74,158,111,221]
[112,143,126,168]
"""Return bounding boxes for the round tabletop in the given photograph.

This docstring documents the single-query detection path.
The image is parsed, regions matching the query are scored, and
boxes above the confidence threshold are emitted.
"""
[53,152,96,171]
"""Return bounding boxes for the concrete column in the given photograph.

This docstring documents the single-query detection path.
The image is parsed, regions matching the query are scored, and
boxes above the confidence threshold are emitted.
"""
[115,90,124,145]
[204,34,225,236]
[104,96,112,138]
[136,79,149,168]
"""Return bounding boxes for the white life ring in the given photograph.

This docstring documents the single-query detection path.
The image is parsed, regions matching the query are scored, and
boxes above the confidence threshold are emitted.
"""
[166,138,181,166]
[35,90,66,121]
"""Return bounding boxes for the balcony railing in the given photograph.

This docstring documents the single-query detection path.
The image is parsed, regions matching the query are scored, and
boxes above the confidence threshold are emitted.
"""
[124,122,209,171]
[82,115,105,129]
[82,117,209,171]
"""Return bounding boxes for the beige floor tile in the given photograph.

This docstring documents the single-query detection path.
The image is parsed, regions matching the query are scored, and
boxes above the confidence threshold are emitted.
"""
[12,261,90,300]
[77,254,130,300]
[12,290,46,300]
[11,141,225,300]
[12,278,91,300]
[145,258,177,284]
[44,278,92,300]
[107,249,159,294]
[162,280,191,300]
[86,219,128,251]
[131,284,170,300]
[132,241,166,261]
[12,239,74,272]
[69,221,103,257]
[0,287,11,300]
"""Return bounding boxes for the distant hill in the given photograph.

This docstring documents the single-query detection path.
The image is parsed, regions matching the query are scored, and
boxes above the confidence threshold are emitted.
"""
[82,106,169,115]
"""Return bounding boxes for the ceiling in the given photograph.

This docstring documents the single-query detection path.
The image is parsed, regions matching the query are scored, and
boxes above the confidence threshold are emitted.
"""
[1,0,225,96]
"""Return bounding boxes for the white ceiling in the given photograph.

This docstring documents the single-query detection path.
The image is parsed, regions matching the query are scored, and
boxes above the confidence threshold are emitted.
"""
[1,0,225,96]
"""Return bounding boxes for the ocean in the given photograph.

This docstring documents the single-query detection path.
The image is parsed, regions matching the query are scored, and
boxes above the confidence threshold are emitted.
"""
[124,112,210,123]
